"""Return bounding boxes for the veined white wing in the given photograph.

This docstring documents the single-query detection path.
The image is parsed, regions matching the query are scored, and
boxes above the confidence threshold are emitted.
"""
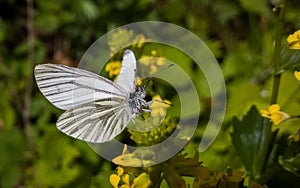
[57,98,131,143]
[34,63,127,110]
[34,50,141,143]
[116,50,136,93]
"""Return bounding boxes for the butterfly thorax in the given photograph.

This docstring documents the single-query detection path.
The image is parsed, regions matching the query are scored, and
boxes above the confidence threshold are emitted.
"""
[128,86,150,118]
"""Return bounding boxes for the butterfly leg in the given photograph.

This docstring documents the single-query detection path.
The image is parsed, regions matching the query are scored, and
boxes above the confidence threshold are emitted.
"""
[142,109,151,113]
[143,100,153,107]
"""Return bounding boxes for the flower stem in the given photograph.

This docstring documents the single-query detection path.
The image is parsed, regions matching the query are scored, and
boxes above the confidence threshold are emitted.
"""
[270,0,287,104]
[289,115,300,119]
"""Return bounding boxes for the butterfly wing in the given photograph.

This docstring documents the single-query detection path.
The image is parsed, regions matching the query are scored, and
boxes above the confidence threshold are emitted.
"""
[57,97,131,143]
[34,63,127,110]
[116,50,137,94]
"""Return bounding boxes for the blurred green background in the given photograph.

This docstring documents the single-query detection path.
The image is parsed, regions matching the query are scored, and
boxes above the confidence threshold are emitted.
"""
[1,0,300,187]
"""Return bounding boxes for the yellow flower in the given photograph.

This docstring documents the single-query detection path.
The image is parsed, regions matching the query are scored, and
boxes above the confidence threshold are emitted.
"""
[139,52,166,75]
[109,166,151,188]
[260,104,290,125]
[122,174,130,185]
[294,71,300,81]
[287,30,300,49]
[105,61,122,78]
[136,76,143,86]
[134,34,147,49]
[150,50,157,56]
[150,95,171,117]
[132,173,151,188]
[108,29,147,55]
[117,167,124,176]
[110,174,120,188]
[109,167,124,188]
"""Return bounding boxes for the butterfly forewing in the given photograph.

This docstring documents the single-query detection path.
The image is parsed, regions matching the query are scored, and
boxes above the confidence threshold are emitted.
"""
[116,50,137,93]
[34,64,127,110]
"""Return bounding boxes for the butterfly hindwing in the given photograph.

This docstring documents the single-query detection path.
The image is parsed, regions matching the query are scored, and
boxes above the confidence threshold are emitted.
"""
[57,98,131,143]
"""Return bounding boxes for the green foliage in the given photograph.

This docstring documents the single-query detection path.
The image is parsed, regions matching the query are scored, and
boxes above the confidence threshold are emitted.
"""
[128,116,177,146]
[232,106,278,182]
[239,0,270,15]
[278,138,300,177]
[114,148,262,188]
[1,0,300,187]
[33,127,80,186]
[0,130,26,188]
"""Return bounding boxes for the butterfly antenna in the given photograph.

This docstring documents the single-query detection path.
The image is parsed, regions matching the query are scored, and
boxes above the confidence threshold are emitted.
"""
[151,79,173,107]
[153,99,173,107]
[139,63,174,88]
[152,63,174,77]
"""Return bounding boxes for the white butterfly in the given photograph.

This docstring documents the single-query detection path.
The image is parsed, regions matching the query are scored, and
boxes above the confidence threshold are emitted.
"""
[34,50,151,143]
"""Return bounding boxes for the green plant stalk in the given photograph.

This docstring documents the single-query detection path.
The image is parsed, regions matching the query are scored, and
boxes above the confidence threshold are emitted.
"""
[270,0,287,105]
[251,0,287,182]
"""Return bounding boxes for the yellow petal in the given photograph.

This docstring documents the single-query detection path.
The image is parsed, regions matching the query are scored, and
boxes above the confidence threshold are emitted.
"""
[151,50,157,56]
[132,173,151,188]
[105,63,112,71]
[139,56,151,65]
[287,30,300,49]
[270,111,289,125]
[122,174,130,185]
[113,69,120,75]
[150,65,157,74]
[260,110,270,118]
[294,71,300,81]
[156,58,166,66]
[105,61,121,77]
[287,30,300,42]
[163,99,172,107]
[287,34,298,43]
[268,104,280,113]
[271,113,282,125]
[110,174,120,188]
[152,95,162,100]
[136,76,143,86]
[117,167,124,176]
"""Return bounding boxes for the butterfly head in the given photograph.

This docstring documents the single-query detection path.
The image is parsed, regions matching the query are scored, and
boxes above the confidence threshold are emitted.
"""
[136,85,146,98]
[128,86,152,118]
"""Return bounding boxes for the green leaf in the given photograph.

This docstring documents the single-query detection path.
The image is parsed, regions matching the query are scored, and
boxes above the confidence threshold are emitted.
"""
[231,105,277,180]
[278,49,300,73]
[33,127,80,187]
[239,0,269,15]
[278,154,300,177]
[34,13,60,33]
[162,166,186,188]
[79,1,99,20]
[0,165,22,188]
[0,19,6,43]
[213,1,241,25]
[278,139,300,177]
[0,130,26,188]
